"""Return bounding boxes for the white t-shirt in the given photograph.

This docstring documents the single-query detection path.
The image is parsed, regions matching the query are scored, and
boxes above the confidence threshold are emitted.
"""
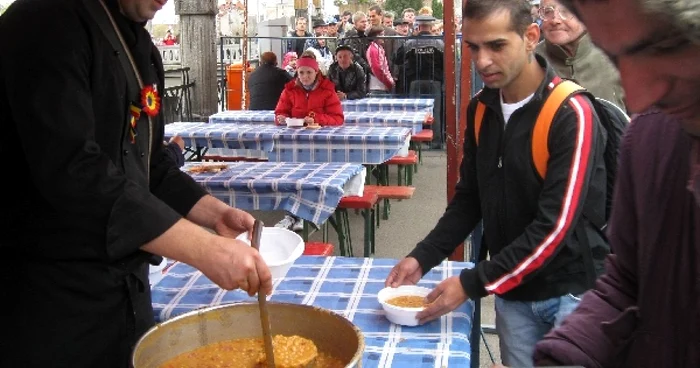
[501,92,534,127]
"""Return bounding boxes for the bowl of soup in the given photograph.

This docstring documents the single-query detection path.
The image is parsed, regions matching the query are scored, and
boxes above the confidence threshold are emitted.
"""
[377,285,432,326]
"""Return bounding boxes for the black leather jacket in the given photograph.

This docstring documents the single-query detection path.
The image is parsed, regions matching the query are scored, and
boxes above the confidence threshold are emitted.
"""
[327,61,367,100]
[409,55,610,302]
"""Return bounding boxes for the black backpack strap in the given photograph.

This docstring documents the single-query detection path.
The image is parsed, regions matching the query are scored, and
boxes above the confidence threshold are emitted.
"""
[83,0,141,100]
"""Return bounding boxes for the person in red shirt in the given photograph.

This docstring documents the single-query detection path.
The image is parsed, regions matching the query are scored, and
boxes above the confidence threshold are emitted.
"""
[274,56,344,127]
[163,30,176,45]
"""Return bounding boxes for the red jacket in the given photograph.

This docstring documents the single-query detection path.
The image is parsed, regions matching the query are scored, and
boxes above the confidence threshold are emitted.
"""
[274,76,344,126]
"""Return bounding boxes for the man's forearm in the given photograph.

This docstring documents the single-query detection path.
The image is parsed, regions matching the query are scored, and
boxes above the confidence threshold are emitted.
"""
[141,218,217,268]
[186,195,230,229]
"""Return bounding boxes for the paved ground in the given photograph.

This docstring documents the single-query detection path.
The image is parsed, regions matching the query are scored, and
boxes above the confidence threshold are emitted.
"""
[248,148,501,367]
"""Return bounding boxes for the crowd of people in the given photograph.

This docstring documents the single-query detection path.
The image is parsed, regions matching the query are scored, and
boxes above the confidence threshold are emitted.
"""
[1,0,698,366]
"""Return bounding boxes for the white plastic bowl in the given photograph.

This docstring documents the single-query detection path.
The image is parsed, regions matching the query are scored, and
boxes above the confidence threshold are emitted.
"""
[377,285,432,326]
[285,117,305,127]
[236,227,304,279]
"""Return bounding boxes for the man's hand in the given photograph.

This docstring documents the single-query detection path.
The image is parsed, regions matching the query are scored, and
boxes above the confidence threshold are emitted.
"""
[336,91,347,100]
[275,115,287,125]
[195,238,273,297]
[169,135,185,151]
[416,276,469,325]
[385,257,423,287]
[213,207,256,239]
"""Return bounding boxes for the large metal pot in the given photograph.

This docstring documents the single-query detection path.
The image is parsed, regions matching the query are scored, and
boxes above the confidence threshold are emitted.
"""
[132,302,365,367]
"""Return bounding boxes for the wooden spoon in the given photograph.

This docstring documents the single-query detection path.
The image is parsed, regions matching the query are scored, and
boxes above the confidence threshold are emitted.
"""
[251,220,275,367]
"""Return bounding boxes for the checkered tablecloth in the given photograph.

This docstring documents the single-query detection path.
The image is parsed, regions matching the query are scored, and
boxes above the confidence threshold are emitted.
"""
[207,111,427,134]
[208,110,276,124]
[342,98,435,113]
[164,122,278,150]
[183,162,365,225]
[151,256,473,367]
[166,123,412,165]
[270,126,411,165]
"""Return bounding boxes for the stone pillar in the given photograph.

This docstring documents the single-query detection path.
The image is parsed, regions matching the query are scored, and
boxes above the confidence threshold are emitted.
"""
[175,0,218,119]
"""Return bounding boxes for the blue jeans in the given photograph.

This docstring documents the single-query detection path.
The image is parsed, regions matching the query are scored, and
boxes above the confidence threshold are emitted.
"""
[494,294,581,367]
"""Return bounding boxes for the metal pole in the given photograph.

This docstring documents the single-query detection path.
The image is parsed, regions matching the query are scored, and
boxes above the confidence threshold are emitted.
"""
[445,0,469,262]
[241,0,249,110]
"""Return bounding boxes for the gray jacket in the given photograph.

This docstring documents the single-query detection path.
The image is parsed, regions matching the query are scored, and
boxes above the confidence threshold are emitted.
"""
[536,33,626,111]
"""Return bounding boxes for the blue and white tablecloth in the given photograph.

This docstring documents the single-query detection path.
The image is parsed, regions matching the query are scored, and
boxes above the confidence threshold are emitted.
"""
[183,162,365,225]
[166,123,412,165]
[151,256,473,368]
[207,111,427,134]
[341,97,435,113]
[165,122,278,150]
[269,126,411,165]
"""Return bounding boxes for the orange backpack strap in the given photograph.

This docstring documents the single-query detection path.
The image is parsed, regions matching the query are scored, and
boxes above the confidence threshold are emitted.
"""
[474,101,486,145]
[531,80,586,179]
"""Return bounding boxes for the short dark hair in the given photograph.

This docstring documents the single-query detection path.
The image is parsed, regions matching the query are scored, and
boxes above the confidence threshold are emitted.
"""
[369,5,383,15]
[463,0,533,36]
[260,51,277,66]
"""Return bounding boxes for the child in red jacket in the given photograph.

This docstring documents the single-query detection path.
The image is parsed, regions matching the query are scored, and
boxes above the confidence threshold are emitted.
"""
[274,56,345,127]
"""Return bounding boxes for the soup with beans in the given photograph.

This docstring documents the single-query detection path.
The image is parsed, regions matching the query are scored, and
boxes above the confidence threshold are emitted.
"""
[386,295,427,308]
[159,334,345,368]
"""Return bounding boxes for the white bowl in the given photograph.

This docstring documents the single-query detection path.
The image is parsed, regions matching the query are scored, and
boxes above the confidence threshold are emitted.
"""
[236,227,304,279]
[377,285,432,326]
[285,118,305,127]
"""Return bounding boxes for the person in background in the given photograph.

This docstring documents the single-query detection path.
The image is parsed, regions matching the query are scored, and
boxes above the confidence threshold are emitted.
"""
[394,19,410,36]
[392,19,411,79]
[282,51,298,77]
[341,11,371,74]
[383,11,396,28]
[0,0,272,366]
[366,26,395,95]
[248,51,293,110]
[326,18,339,53]
[532,0,700,365]
[394,15,445,94]
[273,56,344,231]
[340,10,354,34]
[327,44,367,100]
[163,29,176,45]
[304,18,328,51]
[418,6,433,16]
[274,56,343,127]
[535,0,625,110]
[402,7,416,31]
[286,17,312,58]
[368,5,398,78]
[385,0,607,366]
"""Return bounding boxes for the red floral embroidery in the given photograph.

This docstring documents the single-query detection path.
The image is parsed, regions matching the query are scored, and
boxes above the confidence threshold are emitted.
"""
[141,84,161,117]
